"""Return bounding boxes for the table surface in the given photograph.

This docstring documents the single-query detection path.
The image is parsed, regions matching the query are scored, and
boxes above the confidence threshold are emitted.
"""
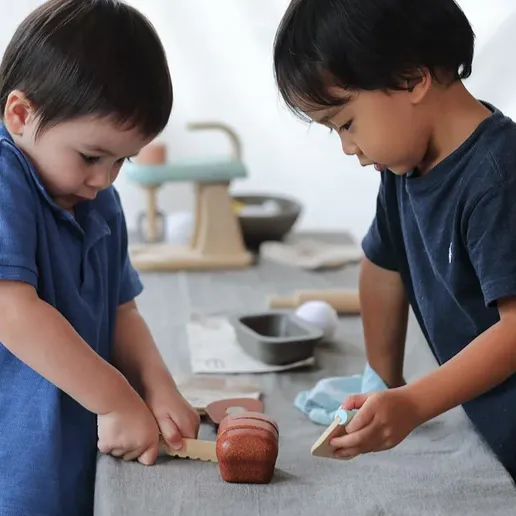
[94,234,516,516]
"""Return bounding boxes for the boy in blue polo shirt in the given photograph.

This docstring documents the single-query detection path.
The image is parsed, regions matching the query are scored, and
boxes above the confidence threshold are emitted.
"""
[0,1,200,514]
[274,0,516,480]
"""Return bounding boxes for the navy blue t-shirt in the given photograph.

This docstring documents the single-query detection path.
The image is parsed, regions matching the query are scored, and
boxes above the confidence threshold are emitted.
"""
[0,124,143,515]
[362,103,516,478]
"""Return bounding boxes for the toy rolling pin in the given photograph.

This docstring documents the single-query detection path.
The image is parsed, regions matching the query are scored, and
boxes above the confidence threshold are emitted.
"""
[268,289,360,314]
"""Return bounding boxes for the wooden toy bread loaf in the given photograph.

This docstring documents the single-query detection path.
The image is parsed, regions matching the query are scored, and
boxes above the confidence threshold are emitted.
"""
[216,412,279,483]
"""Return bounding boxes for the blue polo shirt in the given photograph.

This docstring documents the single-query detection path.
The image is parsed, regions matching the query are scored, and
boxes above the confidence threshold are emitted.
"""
[362,102,516,479]
[0,123,143,515]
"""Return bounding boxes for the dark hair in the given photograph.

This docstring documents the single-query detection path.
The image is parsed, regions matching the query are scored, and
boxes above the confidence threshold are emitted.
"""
[273,0,475,118]
[0,0,172,137]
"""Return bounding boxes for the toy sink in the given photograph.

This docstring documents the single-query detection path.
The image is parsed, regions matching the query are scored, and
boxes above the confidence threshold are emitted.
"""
[231,311,323,365]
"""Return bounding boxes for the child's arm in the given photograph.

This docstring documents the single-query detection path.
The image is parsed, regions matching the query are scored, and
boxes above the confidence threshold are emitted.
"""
[0,280,162,465]
[404,296,516,421]
[360,257,409,387]
[0,280,133,414]
[330,298,516,459]
[112,300,200,449]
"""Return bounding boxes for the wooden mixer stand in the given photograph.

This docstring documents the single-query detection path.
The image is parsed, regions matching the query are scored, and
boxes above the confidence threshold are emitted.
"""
[125,123,253,271]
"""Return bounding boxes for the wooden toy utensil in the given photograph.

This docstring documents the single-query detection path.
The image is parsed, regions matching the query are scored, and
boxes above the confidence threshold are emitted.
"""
[268,289,360,315]
[311,408,355,459]
[163,438,219,462]
[204,397,264,426]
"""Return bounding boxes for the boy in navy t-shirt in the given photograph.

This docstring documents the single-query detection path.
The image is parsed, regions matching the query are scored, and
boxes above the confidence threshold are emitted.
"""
[274,0,516,480]
[0,1,200,514]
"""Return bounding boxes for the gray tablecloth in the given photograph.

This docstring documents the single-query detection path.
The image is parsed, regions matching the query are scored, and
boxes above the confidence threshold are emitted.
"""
[94,257,516,515]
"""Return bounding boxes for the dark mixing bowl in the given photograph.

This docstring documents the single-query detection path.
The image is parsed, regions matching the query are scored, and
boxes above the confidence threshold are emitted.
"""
[232,194,302,250]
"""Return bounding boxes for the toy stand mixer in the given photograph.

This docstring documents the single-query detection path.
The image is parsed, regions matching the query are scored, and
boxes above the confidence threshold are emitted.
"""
[124,122,253,271]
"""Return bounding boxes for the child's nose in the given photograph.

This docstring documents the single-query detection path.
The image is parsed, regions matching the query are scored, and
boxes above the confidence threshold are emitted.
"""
[341,138,359,156]
[340,136,359,156]
[87,168,111,190]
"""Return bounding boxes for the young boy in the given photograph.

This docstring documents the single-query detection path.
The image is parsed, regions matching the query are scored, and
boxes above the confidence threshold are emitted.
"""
[274,0,516,481]
[0,1,200,514]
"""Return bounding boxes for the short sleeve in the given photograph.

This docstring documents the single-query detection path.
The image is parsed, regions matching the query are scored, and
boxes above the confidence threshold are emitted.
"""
[112,188,143,305]
[467,181,516,307]
[361,175,399,271]
[0,143,38,286]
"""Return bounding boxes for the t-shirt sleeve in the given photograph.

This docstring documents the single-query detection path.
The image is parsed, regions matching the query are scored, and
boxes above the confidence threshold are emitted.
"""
[361,175,398,271]
[467,180,516,307]
[112,188,143,305]
[0,143,38,287]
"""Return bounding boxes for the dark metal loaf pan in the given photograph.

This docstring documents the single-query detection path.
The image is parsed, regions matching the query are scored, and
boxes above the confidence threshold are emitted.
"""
[231,311,323,365]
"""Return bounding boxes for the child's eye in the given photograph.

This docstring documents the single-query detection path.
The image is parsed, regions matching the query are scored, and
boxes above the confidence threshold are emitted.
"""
[339,120,353,131]
[80,153,101,165]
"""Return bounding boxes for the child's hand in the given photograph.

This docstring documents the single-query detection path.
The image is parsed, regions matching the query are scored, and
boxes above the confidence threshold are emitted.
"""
[330,388,422,459]
[97,391,160,465]
[143,381,201,451]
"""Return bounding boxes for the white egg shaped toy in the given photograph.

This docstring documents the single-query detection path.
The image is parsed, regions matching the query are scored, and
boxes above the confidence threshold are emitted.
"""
[294,300,339,341]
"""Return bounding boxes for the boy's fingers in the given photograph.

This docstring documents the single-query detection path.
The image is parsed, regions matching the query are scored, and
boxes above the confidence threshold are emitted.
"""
[345,404,375,433]
[175,414,201,440]
[330,424,376,451]
[97,440,113,455]
[342,394,369,411]
[138,445,158,466]
[158,417,183,450]
[122,449,140,462]
[333,447,361,460]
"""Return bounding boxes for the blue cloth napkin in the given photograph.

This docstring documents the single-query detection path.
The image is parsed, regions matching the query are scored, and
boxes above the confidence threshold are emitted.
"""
[294,362,388,425]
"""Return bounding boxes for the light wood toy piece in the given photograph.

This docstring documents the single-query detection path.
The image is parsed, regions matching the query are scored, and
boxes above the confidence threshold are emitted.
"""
[268,288,361,315]
[202,397,264,423]
[125,122,253,271]
[311,408,356,459]
[164,438,219,462]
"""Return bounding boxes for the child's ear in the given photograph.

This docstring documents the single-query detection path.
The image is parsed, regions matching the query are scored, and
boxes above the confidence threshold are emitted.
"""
[3,90,35,136]
[406,69,432,105]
